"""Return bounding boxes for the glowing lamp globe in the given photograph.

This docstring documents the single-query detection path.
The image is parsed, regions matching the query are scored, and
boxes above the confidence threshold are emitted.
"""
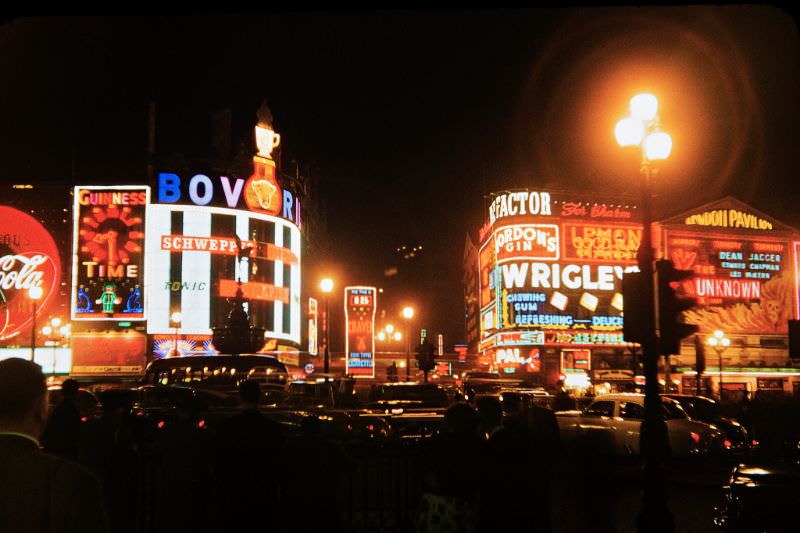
[320,278,334,293]
[643,131,672,161]
[615,117,645,147]
[28,286,43,300]
[402,307,414,320]
[630,93,659,121]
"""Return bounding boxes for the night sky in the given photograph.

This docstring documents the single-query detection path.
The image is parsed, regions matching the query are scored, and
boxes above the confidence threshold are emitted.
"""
[1,7,798,347]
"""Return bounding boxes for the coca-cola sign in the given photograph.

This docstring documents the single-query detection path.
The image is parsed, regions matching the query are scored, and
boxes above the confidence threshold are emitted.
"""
[0,207,61,341]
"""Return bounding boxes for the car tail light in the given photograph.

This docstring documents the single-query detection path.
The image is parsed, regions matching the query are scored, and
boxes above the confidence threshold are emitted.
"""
[80,416,87,423]
[368,425,374,431]
[690,432,700,445]
[197,420,205,428]
[751,439,759,447]
[723,439,732,449]
[157,420,165,429]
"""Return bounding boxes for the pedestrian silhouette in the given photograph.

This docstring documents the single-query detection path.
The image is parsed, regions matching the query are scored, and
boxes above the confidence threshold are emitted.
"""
[282,415,353,532]
[79,388,141,533]
[0,358,108,533]
[41,378,83,460]
[414,402,483,533]
[551,381,577,411]
[155,396,214,533]
[213,379,285,533]
[476,395,530,532]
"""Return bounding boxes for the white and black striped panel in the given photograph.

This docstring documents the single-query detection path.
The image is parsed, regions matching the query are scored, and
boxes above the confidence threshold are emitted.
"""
[145,204,301,344]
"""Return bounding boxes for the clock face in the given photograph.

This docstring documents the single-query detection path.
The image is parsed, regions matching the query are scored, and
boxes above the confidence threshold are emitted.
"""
[79,205,144,265]
[73,188,149,321]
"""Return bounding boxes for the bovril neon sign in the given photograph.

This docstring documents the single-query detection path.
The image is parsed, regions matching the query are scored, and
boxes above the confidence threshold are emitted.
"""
[157,172,301,226]
[489,191,552,225]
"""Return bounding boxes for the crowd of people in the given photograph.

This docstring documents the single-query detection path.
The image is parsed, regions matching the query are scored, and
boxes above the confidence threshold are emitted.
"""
[5,357,800,533]
[0,358,351,533]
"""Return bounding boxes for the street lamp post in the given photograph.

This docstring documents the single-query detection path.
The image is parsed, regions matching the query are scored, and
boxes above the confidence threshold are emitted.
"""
[402,306,414,381]
[170,312,182,357]
[321,278,334,373]
[42,318,69,377]
[616,93,674,533]
[28,286,43,362]
[707,330,730,401]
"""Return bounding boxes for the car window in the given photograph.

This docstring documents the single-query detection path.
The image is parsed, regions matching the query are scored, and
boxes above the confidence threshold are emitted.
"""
[585,400,615,417]
[662,399,687,420]
[620,401,644,420]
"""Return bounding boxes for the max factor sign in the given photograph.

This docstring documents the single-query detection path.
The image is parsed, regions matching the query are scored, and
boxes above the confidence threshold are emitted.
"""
[489,191,552,225]
[684,209,773,231]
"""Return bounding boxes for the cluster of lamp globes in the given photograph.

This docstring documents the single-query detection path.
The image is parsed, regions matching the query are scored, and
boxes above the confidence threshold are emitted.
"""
[615,93,672,161]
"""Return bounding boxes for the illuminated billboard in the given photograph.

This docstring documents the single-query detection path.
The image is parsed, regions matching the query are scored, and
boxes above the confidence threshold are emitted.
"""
[71,331,147,375]
[308,297,318,356]
[145,204,301,345]
[0,206,62,342]
[71,186,149,321]
[660,198,798,336]
[478,192,641,347]
[667,232,794,334]
[344,286,376,378]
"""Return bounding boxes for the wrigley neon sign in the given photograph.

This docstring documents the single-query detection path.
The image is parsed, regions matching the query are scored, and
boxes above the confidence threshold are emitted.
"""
[501,262,636,291]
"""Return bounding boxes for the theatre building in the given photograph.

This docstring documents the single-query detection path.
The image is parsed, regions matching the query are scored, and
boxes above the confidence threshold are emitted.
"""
[657,197,800,399]
[464,190,800,396]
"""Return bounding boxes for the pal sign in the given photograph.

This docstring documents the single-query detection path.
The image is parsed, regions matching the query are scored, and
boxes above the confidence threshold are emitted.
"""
[157,172,301,226]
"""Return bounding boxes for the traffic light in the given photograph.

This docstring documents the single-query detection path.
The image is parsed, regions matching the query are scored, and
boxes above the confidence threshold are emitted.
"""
[693,334,706,375]
[622,271,648,344]
[656,259,698,355]
[416,341,435,372]
[789,319,800,359]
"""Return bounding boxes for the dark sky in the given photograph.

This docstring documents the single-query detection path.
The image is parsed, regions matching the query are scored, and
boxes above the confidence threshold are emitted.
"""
[1,7,798,346]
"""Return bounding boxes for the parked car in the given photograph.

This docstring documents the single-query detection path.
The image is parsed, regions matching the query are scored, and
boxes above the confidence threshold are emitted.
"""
[556,393,724,458]
[713,460,800,531]
[142,354,289,401]
[665,394,753,452]
[47,385,100,418]
[367,383,450,411]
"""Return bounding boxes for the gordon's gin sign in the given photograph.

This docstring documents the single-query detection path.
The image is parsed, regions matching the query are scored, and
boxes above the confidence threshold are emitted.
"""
[0,207,61,341]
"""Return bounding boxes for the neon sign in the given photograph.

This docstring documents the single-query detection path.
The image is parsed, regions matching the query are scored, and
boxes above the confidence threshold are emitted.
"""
[667,232,792,334]
[308,297,318,356]
[157,172,300,227]
[684,209,773,231]
[489,191,552,225]
[501,262,631,291]
[563,223,641,263]
[72,186,149,321]
[344,286,376,378]
[0,207,61,342]
[494,224,559,262]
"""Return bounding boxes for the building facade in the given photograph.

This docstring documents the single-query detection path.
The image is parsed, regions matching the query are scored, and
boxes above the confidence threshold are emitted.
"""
[465,190,800,396]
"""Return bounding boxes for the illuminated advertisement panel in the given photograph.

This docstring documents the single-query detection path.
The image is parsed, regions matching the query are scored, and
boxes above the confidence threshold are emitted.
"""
[71,186,149,321]
[344,286,376,378]
[0,207,61,341]
[478,234,496,310]
[145,204,301,345]
[478,191,642,351]
[308,297,318,356]
[71,332,147,375]
[666,231,794,334]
